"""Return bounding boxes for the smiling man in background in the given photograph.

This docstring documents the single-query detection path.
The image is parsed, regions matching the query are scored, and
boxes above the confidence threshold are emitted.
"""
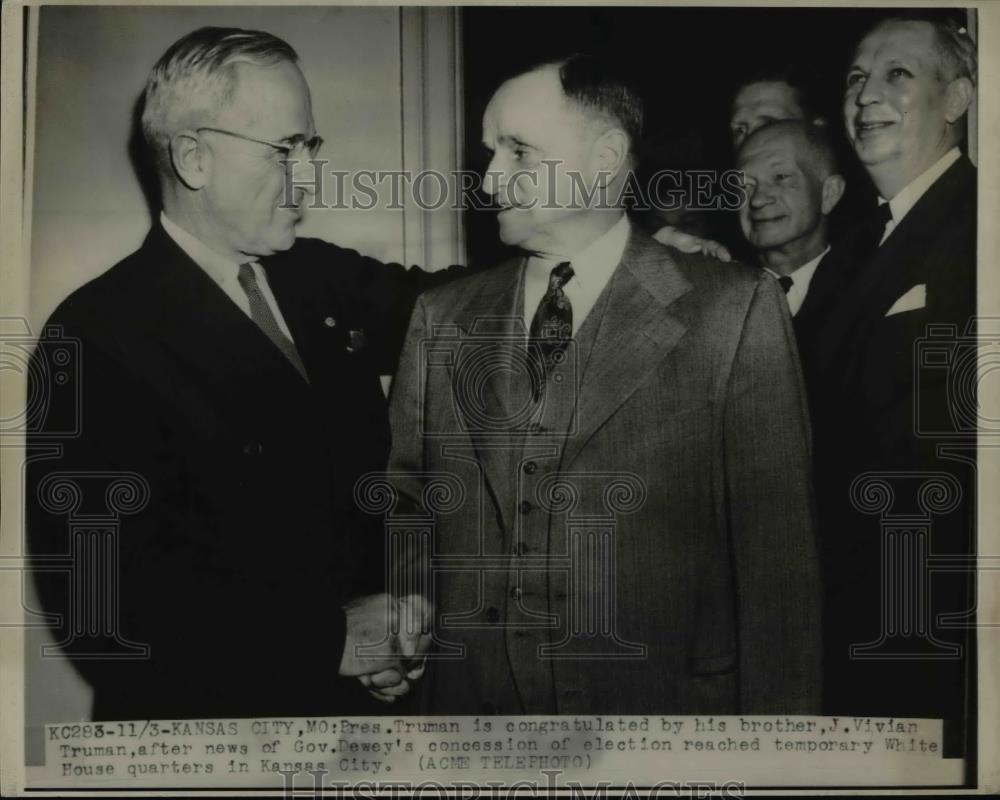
[807,14,976,720]
[736,120,844,324]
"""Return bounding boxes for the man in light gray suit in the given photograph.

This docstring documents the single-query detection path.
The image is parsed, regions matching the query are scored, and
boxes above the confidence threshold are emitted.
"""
[384,55,821,714]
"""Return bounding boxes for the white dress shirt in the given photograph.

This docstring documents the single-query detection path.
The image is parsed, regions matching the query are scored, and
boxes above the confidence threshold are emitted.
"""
[160,212,297,342]
[764,245,830,317]
[522,213,631,335]
[879,146,961,246]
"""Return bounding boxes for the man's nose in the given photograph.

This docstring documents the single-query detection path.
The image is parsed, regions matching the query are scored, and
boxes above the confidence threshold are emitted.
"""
[855,75,882,106]
[290,156,320,197]
[482,155,503,197]
[749,185,771,208]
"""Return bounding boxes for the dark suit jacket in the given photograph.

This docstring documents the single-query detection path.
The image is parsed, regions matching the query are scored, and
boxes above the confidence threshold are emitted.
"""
[27,224,441,720]
[386,229,822,715]
[793,248,841,353]
[805,156,977,719]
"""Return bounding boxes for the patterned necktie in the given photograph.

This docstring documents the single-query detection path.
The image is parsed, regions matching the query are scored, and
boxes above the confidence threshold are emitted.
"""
[529,261,574,371]
[237,263,309,382]
[778,275,794,294]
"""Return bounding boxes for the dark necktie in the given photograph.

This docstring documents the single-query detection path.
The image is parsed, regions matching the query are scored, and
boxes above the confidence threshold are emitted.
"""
[237,262,309,382]
[529,261,574,371]
[861,201,893,253]
[778,275,794,294]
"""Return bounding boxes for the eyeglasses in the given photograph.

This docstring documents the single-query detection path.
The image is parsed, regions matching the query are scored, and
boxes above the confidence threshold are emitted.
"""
[196,126,324,160]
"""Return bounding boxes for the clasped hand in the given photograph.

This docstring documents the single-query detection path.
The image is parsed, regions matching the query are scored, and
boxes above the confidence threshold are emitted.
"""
[338,593,432,703]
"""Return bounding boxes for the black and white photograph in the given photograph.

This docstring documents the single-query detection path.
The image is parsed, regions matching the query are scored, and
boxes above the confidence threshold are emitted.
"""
[0,0,996,794]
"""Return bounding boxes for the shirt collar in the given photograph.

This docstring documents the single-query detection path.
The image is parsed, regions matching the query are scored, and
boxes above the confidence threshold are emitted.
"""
[551,213,631,289]
[762,244,830,282]
[793,245,830,281]
[764,245,830,316]
[883,147,961,227]
[160,211,248,289]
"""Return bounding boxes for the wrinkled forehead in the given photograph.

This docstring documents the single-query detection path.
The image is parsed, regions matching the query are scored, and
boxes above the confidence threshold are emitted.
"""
[732,81,803,119]
[738,138,798,172]
[852,20,939,70]
[738,126,820,174]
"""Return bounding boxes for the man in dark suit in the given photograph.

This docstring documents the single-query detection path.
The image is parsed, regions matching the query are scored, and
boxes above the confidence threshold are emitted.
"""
[385,55,822,715]
[809,15,977,719]
[735,120,845,338]
[27,27,432,719]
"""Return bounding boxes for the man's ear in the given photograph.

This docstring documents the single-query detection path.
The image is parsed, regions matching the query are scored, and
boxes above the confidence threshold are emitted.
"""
[170,131,209,190]
[944,76,974,124]
[591,128,630,186]
[820,173,846,215]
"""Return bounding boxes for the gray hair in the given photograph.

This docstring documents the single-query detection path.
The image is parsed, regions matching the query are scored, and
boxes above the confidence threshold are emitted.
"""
[140,26,299,174]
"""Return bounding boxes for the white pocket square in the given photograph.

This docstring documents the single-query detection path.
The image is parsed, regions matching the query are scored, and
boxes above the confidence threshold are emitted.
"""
[885,284,926,317]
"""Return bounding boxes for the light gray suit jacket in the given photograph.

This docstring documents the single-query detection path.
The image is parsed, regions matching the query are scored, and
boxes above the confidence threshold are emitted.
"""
[384,228,821,714]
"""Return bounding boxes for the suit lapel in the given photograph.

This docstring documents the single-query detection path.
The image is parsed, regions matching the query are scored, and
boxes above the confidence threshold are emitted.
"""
[562,230,691,470]
[139,224,313,399]
[864,157,974,315]
[818,156,976,373]
[452,259,525,518]
[261,257,338,385]
[795,250,836,325]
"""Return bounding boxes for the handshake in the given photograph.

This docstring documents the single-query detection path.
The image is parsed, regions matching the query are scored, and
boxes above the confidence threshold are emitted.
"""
[338,593,432,703]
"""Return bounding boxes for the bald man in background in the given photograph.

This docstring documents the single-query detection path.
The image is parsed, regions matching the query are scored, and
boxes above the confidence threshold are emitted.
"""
[736,121,845,340]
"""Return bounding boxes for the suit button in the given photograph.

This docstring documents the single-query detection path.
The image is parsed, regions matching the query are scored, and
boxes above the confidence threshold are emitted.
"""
[510,586,522,601]
[523,461,537,474]
[323,316,337,328]
[485,607,499,623]
[242,442,263,456]
[519,501,533,514]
